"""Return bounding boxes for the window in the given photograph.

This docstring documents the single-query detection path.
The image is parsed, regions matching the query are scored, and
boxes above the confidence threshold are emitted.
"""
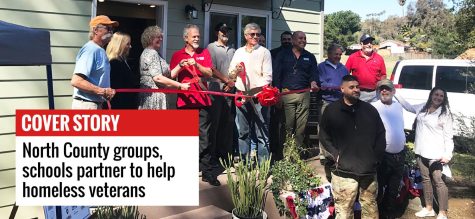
[398,65,433,90]
[208,13,238,49]
[436,66,475,93]
[204,4,271,49]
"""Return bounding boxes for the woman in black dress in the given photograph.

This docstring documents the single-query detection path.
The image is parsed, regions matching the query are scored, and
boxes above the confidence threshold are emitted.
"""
[105,32,139,109]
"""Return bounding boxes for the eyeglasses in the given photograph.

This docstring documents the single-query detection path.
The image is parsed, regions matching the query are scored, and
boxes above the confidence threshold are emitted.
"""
[96,25,113,32]
[246,32,261,38]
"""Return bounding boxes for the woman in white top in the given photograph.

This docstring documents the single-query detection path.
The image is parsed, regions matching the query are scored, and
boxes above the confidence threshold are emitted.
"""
[138,26,190,109]
[396,87,453,219]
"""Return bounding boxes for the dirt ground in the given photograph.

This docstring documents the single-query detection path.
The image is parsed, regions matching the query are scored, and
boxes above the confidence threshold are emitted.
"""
[307,158,475,219]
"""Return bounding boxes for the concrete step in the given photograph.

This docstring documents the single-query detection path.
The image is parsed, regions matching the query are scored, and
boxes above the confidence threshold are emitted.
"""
[160,205,231,219]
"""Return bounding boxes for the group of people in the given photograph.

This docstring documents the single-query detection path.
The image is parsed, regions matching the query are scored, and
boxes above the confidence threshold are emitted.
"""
[71,15,454,218]
[319,34,453,219]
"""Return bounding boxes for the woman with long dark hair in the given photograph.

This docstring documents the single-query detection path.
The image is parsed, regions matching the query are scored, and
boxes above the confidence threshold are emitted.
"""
[396,87,453,219]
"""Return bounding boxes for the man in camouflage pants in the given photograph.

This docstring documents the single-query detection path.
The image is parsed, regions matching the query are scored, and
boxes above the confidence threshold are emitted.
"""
[319,75,386,218]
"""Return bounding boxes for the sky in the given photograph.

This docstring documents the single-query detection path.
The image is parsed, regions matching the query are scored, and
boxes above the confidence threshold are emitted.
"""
[324,0,453,21]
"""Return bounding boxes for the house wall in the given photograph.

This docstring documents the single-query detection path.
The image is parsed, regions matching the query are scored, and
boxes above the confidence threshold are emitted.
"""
[272,0,324,60]
[0,0,92,217]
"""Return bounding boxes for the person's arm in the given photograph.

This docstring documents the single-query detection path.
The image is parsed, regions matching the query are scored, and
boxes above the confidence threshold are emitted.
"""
[318,108,338,161]
[260,49,273,87]
[170,59,187,79]
[152,74,189,90]
[442,114,454,162]
[71,74,115,100]
[394,92,418,114]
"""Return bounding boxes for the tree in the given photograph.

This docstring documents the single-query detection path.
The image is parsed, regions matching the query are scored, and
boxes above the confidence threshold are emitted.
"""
[403,0,463,56]
[454,0,475,49]
[324,11,361,52]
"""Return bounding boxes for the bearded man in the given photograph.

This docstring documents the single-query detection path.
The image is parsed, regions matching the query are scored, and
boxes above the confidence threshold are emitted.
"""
[71,15,118,109]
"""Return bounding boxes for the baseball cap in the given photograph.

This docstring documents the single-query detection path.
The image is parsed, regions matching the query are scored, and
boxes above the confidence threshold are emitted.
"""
[89,15,119,28]
[360,34,375,43]
[215,23,232,32]
[376,79,395,91]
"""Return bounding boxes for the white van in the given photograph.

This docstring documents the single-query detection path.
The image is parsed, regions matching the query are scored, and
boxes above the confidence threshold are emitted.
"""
[391,59,475,134]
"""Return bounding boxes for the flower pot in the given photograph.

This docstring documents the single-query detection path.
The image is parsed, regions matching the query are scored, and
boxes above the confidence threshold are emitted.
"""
[232,208,267,219]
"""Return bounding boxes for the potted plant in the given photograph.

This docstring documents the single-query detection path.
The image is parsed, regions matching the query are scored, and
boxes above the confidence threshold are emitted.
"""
[221,155,272,219]
[91,206,146,219]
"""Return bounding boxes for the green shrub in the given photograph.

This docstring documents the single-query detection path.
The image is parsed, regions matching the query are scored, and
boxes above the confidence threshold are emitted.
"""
[93,206,146,219]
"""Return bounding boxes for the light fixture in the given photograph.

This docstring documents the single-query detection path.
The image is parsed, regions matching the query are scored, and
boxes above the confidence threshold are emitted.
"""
[150,5,156,8]
[201,0,214,12]
[271,0,295,19]
[98,0,105,2]
[185,5,198,19]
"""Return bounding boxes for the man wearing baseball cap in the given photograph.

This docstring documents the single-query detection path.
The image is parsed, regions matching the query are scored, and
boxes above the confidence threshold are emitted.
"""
[71,15,119,109]
[345,33,386,102]
[206,22,237,174]
[371,79,406,218]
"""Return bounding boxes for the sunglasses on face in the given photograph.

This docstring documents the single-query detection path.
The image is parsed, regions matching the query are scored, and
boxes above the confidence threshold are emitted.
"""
[362,40,373,45]
[247,33,261,38]
[379,85,392,91]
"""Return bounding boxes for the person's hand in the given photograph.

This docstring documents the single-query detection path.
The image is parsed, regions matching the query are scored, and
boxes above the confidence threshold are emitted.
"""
[235,63,244,73]
[178,59,188,67]
[187,58,197,66]
[440,157,450,164]
[102,88,115,100]
[223,80,235,92]
[311,81,320,92]
[179,83,190,90]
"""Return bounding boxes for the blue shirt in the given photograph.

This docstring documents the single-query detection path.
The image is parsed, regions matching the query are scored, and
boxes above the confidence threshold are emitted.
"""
[73,41,110,102]
[317,60,348,102]
[273,48,319,90]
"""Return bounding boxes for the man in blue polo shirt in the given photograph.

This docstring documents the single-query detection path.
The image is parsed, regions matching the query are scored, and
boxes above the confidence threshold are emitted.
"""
[273,31,319,151]
[71,15,118,109]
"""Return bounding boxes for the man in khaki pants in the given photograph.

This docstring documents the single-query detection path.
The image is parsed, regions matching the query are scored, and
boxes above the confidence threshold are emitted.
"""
[273,31,319,152]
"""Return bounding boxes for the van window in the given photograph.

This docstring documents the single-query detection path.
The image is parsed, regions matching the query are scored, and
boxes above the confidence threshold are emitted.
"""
[436,66,475,93]
[399,65,433,89]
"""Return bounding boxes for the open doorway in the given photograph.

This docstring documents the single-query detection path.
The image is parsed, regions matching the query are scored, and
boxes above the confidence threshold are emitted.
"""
[97,0,165,72]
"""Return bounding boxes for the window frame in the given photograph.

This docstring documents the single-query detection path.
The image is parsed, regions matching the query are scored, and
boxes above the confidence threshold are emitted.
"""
[204,4,272,49]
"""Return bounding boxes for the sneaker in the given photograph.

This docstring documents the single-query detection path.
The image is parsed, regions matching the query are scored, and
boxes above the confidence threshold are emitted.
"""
[436,214,448,219]
[415,208,436,217]
[202,174,221,186]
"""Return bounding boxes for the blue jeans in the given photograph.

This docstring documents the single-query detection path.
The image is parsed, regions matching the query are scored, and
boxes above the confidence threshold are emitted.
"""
[235,100,270,162]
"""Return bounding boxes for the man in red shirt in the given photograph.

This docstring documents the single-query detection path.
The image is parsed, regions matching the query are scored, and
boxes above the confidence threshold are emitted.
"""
[345,34,386,102]
[170,24,220,186]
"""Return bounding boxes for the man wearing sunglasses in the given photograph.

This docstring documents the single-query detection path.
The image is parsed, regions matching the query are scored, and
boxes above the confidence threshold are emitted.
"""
[71,15,118,109]
[345,34,386,102]
[228,23,272,161]
[371,79,406,218]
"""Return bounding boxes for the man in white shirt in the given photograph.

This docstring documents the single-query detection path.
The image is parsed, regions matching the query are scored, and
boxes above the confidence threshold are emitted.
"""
[371,79,406,218]
[229,23,272,161]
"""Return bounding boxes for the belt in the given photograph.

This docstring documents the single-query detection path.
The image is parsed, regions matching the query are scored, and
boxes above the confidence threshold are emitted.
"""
[282,88,308,93]
[74,96,101,104]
